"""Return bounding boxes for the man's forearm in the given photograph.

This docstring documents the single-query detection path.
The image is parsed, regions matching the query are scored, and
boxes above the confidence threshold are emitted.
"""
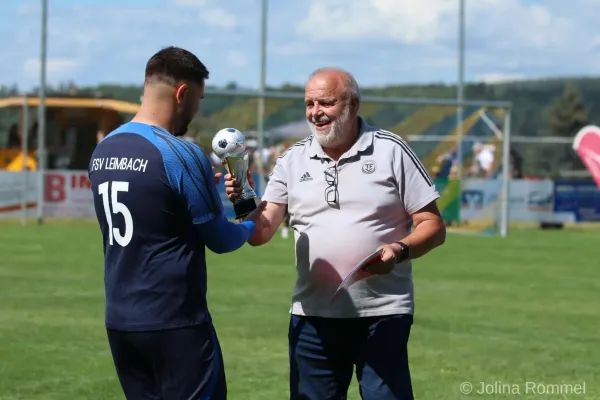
[246,201,287,247]
[400,220,446,259]
[248,230,271,246]
[247,220,279,246]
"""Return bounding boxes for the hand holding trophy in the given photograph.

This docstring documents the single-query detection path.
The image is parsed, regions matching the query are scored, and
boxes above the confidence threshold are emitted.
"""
[211,128,259,220]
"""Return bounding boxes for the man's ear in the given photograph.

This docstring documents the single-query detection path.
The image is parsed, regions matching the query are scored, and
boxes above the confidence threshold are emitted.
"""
[352,98,360,114]
[175,83,188,104]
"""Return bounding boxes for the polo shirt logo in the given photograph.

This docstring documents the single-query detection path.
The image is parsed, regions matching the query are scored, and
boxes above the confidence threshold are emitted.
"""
[300,172,313,182]
[361,160,377,174]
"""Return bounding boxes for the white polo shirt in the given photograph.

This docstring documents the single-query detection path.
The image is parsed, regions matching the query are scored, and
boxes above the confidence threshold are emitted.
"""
[262,118,440,318]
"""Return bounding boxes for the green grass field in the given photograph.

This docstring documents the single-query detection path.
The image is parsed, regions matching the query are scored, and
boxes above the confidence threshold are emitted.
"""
[0,221,598,399]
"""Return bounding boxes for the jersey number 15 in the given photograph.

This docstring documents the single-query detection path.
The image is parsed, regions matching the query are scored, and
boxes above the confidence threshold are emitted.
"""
[98,181,133,247]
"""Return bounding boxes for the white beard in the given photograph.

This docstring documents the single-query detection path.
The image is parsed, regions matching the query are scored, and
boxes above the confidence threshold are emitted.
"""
[308,104,352,148]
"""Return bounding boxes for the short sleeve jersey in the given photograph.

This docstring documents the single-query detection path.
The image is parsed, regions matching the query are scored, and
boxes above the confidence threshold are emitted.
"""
[88,122,223,331]
[262,118,439,318]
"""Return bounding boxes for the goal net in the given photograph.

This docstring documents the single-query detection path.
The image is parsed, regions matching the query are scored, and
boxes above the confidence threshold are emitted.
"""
[193,92,511,237]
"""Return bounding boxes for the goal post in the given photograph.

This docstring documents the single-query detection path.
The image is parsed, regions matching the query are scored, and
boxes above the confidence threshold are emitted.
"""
[201,89,513,237]
[402,106,511,237]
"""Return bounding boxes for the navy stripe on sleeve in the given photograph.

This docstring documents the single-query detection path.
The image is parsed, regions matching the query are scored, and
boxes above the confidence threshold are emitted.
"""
[375,131,434,186]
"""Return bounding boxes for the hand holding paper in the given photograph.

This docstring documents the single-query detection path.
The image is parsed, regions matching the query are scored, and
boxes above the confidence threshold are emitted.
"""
[331,248,384,304]
[363,244,400,275]
[331,243,405,304]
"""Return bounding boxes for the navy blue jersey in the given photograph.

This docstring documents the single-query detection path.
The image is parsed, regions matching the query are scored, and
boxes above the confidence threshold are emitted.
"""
[89,122,255,331]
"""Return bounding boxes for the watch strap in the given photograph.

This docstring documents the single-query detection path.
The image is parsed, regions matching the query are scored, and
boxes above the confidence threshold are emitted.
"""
[394,241,410,262]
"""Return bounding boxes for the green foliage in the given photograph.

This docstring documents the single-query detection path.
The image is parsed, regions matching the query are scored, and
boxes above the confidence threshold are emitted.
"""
[548,84,589,137]
[542,85,590,177]
[2,78,599,139]
[2,77,599,177]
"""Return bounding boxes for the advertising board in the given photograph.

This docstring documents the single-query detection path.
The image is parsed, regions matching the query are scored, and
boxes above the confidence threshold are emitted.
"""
[554,180,600,222]
[460,179,555,222]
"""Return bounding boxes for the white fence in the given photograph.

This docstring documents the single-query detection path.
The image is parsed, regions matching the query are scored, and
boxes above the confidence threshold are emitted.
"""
[0,170,94,218]
[1,171,599,224]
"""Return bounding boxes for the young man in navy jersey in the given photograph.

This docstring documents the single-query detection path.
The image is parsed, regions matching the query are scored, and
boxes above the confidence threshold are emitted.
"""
[88,46,266,400]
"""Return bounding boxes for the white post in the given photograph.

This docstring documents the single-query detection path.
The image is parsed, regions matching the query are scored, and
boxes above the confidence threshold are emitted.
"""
[256,0,268,195]
[36,0,48,225]
[21,96,30,226]
[500,108,511,237]
[455,0,465,181]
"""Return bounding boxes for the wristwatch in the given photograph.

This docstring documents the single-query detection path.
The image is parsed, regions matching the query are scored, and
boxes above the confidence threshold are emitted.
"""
[394,241,410,263]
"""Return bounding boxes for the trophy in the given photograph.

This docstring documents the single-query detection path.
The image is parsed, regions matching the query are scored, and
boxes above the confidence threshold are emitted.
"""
[211,128,259,219]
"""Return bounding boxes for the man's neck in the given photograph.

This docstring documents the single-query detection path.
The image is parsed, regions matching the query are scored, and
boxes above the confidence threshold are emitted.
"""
[323,146,349,162]
[131,112,173,134]
[131,95,175,134]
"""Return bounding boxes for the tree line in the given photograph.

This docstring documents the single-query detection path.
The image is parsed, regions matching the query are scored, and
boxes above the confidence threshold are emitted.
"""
[0,76,594,178]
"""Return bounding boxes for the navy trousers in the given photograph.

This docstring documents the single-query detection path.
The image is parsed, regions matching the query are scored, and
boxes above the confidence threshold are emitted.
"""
[288,313,414,400]
[107,323,226,400]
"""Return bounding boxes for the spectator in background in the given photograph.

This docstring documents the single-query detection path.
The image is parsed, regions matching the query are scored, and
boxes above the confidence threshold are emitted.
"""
[28,122,38,150]
[435,150,456,180]
[510,148,524,179]
[471,142,495,178]
[281,212,291,239]
[8,124,20,148]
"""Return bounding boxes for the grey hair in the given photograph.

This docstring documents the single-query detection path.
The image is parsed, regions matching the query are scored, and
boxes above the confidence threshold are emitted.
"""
[308,67,361,102]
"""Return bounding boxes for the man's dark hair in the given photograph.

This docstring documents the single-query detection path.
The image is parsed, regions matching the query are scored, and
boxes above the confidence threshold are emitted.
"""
[145,46,209,86]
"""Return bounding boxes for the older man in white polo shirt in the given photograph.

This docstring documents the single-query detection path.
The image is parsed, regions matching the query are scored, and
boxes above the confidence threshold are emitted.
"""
[224,68,446,400]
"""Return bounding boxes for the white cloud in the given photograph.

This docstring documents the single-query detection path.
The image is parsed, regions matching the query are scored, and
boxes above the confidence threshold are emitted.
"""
[297,0,572,50]
[170,0,207,7]
[17,3,39,14]
[0,1,258,90]
[466,0,574,50]
[297,0,456,44]
[225,51,248,68]
[1,0,599,91]
[200,8,238,29]
[23,58,82,78]
[477,73,527,84]
[421,57,458,69]
[292,0,594,81]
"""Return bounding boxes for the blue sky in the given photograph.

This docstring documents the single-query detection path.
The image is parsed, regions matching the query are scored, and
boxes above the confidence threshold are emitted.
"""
[1,0,600,91]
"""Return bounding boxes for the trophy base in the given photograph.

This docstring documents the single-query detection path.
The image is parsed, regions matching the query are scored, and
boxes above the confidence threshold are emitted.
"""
[234,197,258,220]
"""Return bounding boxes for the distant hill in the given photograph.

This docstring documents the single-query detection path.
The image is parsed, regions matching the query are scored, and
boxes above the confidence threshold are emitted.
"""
[2,76,599,137]
[1,76,597,177]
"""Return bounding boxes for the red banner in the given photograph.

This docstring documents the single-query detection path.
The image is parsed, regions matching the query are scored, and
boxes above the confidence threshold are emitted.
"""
[573,125,600,188]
